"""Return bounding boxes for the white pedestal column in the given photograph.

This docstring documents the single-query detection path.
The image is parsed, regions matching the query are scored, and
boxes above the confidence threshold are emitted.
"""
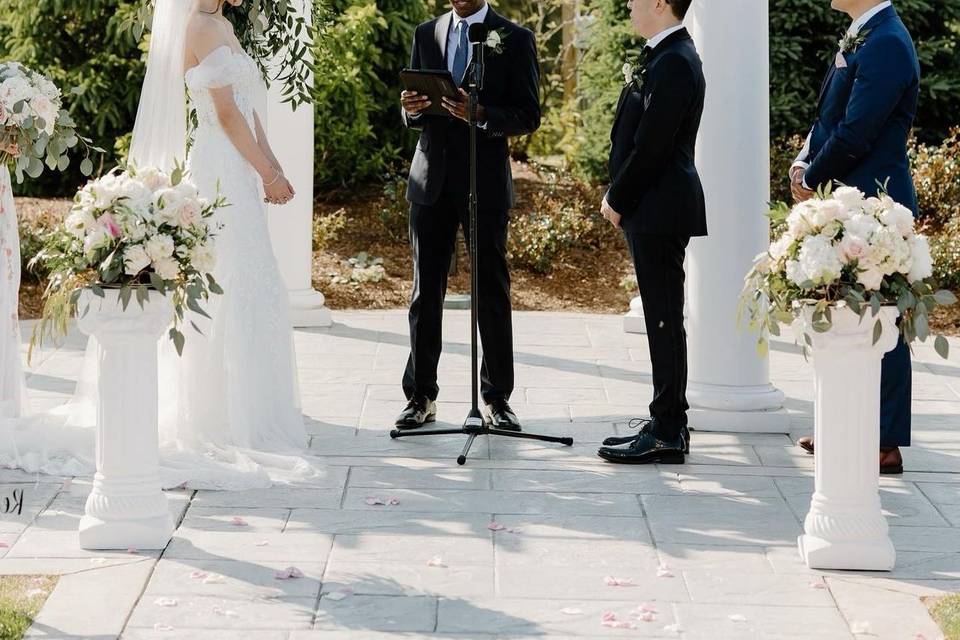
[685,1,786,433]
[623,295,646,334]
[76,290,173,550]
[263,0,332,328]
[798,307,898,571]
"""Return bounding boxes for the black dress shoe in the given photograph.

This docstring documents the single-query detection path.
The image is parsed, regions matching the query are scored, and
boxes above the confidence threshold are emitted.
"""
[394,396,437,430]
[603,418,690,454]
[597,430,685,465]
[485,399,521,432]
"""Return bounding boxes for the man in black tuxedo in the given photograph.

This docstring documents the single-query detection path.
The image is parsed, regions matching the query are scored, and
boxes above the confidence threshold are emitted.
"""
[596,0,706,464]
[394,0,541,431]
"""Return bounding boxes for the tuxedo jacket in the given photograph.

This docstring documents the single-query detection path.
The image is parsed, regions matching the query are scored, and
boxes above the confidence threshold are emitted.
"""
[402,9,541,212]
[801,5,920,213]
[607,28,707,237]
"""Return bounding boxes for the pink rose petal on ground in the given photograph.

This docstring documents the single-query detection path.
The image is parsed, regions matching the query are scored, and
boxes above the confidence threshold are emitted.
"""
[0,542,8,548]
[850,621,872,634]
[202,574,225,584]
[728,614,747,622]
[638,603,658,613]
[274,566,304,580]
[62,478,72,489]
[254,539,270,546]
[387,498,400,506]
[631,610,656,622]
[487,521,506,531]
[189,571,208,580]
[915,634,927,640]
[600,612,637,630]
[127,547,138,554]
[506,527,523,534]
[560,607,583,615]
[365,496,386,506]
[603,576,636,587]
[656,563,674,578]
[426,556,446,567]
[153,597,178,607]
[601,611,617,622]
[809,581,826,589]
[153,623,174,632]
[231,516,248,527]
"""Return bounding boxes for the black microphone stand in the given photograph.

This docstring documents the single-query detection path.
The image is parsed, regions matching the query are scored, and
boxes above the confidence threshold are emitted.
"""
[390,29,573,465]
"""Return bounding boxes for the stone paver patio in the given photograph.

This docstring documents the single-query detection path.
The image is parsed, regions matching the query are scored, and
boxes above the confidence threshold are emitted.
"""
[5,310,960,639]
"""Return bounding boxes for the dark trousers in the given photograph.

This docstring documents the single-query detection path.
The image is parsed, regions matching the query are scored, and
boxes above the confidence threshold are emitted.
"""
[880,336,912,448]
[402,183,514,404]
[625,233,690,441]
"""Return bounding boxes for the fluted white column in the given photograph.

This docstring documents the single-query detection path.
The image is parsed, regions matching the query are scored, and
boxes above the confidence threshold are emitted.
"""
[685,0,786,432]
[263,0,332,328]
[798,307,898,570]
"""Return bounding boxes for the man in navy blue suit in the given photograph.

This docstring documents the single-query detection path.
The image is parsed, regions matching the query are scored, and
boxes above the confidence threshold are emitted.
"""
[791,0,920,474]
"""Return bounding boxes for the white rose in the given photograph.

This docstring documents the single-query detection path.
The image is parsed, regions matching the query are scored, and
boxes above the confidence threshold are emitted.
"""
[769,233,794,261]
[144,234,175,261]
[154,188,184,225]
[844,212,882,240]
[837,233,868,264]
[176,199,202,228]
[787,202,815,237]
[907,234,934,283]
[809,198,848,227]
[136,167,169,192]
[857,266,885,291]
[797,234,843,286]
[486,30,501,48]
[90,174,120,209]
[863,196,884,216]
[189,244,217,274]
[174,180,199,201]
[153,256,180,281]
[30,95,57,134]
[83,228,112,256]
[622,63,633,85]
[878,201,915,237]
[0,76,32,108]
[65,208,96,239]
[123,245,151,275]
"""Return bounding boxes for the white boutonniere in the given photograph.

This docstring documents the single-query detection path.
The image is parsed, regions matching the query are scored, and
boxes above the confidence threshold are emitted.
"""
[621,57,646,88]
[485,29,508,55]
[838,28,870,55]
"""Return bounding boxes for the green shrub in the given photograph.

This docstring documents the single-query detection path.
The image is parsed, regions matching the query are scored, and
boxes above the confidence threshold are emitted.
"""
[910,130,960,230]
[312,0,428,191]
[313,208,347,252]
[378,173,410,242]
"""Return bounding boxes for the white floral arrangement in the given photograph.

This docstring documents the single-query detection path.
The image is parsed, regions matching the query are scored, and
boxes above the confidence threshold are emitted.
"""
[740,184,956,358]
[484,29,508,55]
[0,61,100,182]
[30,164,225,356]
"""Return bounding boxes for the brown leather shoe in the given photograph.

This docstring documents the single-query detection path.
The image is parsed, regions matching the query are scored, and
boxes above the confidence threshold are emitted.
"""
[797,436,814,454]
[880,447,904,475]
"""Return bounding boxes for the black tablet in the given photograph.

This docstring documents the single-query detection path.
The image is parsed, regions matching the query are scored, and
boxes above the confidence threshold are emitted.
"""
[400,69,460,117]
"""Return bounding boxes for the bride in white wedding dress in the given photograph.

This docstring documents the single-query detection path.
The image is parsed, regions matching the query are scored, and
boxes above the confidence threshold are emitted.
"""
[0,0,317,489]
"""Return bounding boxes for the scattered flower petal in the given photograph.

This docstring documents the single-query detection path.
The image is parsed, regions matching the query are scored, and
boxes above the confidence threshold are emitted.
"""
[0,542,8,548]
[387,498,400,506]
[254,539,270,546]
[603,576,636,587]
[231,516,248,527]
[154,597,178,607]
[326,588,353,601]
[560,607,583,615]
[189,571,208,580]
[426,556,446,568]
[663,623,682,634]
[274,566,304,580]
[90,558,106,565]
[365,496,386,506]
[656,564,674,578]
[728,614,747,623]
[153,623,174,632]
[601,611,617,622]
[62,478,72,490]
[600,612,637,630]
[850,621,872,634]
[638,603,658,613]
[506,527,523,534]
[127,547,138,554]
[809,581,826,589]
[202,573,225,585]
[487,521,506,531]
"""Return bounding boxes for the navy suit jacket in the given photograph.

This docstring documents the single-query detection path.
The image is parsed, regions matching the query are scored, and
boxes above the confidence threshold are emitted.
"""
[401,9,541,212]
[802,5,920,213]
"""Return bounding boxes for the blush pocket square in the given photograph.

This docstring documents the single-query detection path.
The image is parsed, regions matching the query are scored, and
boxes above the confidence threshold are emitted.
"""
[835,51,848,69]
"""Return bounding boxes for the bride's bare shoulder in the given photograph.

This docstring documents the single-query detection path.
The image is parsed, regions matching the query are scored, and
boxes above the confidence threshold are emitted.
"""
[185,13,227,57]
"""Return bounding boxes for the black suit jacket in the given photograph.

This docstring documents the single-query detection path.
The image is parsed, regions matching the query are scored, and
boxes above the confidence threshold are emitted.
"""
[607,28,707,237]
[402,8,541,211]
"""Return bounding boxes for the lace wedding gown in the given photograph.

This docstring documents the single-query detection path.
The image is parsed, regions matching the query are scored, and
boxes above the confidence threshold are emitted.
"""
[0,46,315,489]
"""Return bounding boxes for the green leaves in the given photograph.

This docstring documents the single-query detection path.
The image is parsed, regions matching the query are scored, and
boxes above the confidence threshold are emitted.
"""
[935,335,950,359]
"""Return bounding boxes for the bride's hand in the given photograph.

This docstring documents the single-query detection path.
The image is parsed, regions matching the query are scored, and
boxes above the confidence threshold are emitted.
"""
[263,172,295,205]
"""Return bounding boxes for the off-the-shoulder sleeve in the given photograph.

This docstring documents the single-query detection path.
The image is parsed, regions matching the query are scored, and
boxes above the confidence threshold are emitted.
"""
[186,46,245,90]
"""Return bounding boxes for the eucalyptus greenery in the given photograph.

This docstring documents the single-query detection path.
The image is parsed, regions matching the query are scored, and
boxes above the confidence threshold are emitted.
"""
[122,0,329,108]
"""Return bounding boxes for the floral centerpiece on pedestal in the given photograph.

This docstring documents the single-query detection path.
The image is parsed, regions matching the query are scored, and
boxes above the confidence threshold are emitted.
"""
[740,184,956,356]
[29,164,225,356]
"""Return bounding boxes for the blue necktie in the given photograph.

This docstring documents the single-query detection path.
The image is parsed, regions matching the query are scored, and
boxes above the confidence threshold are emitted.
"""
[451,20,469,84]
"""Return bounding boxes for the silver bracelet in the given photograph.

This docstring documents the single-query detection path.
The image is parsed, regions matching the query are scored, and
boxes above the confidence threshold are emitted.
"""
[263,170,281,187]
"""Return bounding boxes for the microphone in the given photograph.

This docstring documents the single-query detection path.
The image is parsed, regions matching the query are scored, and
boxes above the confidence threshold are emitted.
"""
[467,23,488,91]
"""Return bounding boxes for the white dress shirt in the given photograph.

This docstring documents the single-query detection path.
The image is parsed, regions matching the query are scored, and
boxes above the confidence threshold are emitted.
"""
[446,2,490,75]
[644,23,685,51]
[792,1,893,187]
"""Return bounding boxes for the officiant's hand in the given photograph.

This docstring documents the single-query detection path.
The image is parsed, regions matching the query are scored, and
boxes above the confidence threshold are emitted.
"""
[790,166,815,203]
[601,196,621,229]
[401,91,432,116]
[442,89,487,124]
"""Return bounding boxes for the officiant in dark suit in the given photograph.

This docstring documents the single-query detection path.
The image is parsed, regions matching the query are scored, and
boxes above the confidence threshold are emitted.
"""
[394,0,541,432]
[596,0,706,464]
